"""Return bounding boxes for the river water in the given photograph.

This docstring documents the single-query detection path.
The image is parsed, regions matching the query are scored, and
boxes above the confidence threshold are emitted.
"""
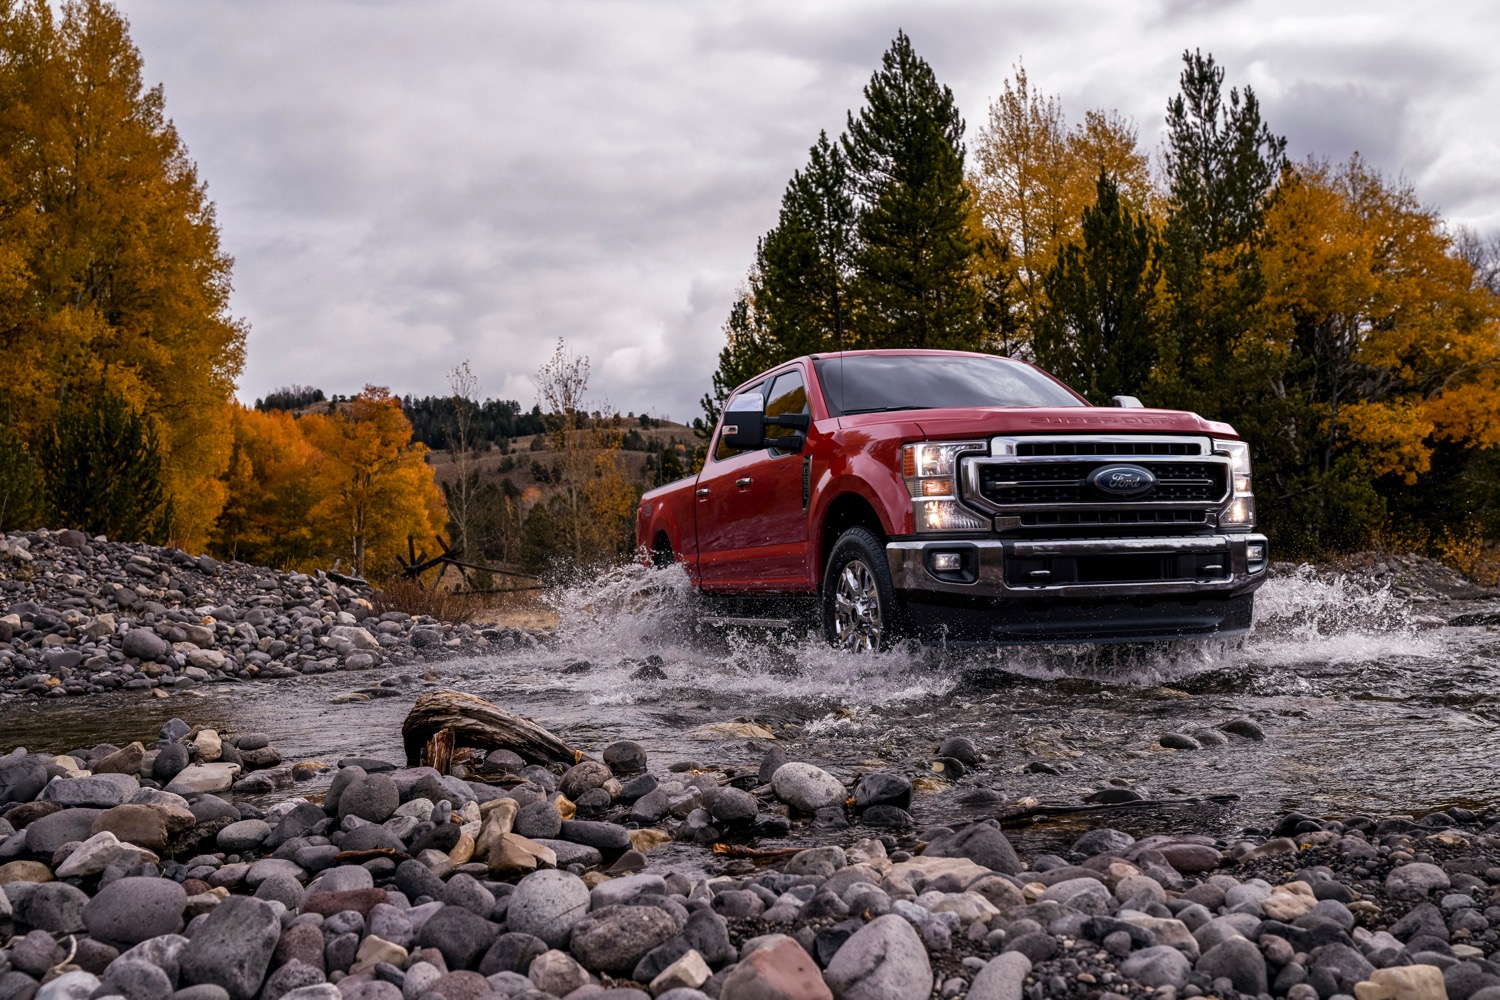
[6,563,1500,856]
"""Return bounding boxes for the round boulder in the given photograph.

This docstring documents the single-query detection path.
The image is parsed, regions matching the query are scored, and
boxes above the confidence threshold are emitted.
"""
[337,774,400,824]
[770,762,845,814]
[83,876,187,946]
[602,741,647,775]
[506,870,591,948]
[558,760,613,801]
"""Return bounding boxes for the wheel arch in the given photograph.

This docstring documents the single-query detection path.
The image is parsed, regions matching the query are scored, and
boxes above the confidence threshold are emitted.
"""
[818,492,888,588]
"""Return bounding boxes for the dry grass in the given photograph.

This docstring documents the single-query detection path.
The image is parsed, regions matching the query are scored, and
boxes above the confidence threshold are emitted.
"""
[370,579,488,624]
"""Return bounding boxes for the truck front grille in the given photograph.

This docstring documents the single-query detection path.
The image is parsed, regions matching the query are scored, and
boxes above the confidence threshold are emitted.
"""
[963,435,1231,533]
[977,462,1226,505]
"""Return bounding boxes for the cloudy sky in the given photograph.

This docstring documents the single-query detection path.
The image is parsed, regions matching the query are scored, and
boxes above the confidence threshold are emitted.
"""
[116,0,1500,424]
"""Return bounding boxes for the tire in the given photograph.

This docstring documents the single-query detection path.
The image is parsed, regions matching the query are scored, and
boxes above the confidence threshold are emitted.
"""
[821,526,900,653]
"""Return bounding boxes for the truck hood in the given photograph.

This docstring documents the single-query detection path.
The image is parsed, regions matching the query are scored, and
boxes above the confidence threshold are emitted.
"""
[897,406,1236,439]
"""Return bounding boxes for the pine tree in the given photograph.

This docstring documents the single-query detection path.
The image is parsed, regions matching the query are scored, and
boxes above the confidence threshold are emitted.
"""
[1157,50,1287,405]
[40,389,169,543]
[758,131,858,358]
[1033,172,1161,404]
[843,30,982,350]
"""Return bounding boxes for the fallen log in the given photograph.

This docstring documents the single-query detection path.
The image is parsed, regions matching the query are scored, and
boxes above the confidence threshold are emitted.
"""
[401,689,582,768]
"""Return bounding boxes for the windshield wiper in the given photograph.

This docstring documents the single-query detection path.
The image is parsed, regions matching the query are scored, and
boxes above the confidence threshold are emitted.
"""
[841,405,934,415]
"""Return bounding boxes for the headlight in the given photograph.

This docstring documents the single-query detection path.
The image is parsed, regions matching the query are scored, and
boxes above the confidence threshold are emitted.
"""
[902,441,989,532]
[1212,438,1255,530]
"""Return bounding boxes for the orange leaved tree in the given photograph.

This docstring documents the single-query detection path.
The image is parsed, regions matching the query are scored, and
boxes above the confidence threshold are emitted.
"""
[300,387,446,580]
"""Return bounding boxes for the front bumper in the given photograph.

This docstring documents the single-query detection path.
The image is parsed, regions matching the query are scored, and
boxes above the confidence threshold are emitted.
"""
[886,534,1268,643]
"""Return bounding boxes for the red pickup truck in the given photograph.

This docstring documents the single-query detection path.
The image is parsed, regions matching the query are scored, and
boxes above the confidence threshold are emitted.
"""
[637,350,1268,649]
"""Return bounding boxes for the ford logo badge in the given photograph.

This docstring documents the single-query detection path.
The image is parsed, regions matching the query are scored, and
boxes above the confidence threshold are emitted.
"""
[1087,464,1156,499]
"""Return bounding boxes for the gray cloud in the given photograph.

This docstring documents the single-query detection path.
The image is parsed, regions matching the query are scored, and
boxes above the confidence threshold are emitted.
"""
[117,0,1500,421]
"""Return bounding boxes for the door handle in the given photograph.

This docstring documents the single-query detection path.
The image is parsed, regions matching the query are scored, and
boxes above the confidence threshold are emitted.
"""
[695,488,710,499]
[735,477,753,488]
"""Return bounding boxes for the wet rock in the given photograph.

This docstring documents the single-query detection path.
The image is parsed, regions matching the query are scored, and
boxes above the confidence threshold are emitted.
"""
[922,820,1022,875]
[853,772,911,812]
[1219,718,1266,740]
[603,740,647,774]
[1160,733,1201,750]
[771,762,845,813]
[1074,828,1135,857]
[709,786,758,826]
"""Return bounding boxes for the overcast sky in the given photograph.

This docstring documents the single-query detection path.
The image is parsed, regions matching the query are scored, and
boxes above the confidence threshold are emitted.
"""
[116,0,1500,424]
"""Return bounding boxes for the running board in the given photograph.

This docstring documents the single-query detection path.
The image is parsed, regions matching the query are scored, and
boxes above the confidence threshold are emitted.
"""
[698,616,797,630]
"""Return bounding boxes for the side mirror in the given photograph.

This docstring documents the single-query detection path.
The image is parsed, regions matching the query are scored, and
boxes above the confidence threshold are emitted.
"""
[721,393,765,450]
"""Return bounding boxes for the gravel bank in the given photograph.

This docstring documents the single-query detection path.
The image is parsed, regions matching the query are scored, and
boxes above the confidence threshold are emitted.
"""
[0,529,545,702]
[4,710,1500,1000]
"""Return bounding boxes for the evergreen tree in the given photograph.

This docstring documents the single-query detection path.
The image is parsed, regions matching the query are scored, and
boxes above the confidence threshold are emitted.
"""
[1033,172,1161,404]
[40,390,169,543]
[843,30,982,349]
[759,131,858,358]
[1156,50,1287,407]
[696,288,774,438]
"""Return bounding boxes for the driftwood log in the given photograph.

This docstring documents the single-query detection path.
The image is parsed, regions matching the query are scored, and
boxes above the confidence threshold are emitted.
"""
[401,690,582,768]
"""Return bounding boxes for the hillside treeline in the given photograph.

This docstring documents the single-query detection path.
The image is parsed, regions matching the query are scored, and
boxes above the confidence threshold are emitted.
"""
[708,34,1500,558]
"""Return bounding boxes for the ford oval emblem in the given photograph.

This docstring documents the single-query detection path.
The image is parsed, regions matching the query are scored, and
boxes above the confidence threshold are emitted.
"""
[1087,464,1156,499]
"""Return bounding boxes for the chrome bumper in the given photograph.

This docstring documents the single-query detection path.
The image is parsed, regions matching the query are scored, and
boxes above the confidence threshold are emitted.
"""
[887,534,1268,600]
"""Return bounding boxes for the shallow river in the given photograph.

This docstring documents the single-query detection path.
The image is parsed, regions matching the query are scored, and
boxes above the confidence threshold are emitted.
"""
[6,564,1500,857]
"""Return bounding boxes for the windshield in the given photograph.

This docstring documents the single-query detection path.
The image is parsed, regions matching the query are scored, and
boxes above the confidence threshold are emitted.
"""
[814,354,1085,416]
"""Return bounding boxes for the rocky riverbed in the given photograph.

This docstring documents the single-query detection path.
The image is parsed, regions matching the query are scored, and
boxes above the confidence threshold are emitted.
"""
[7,707,1500,1000]
[6,529,1500,999]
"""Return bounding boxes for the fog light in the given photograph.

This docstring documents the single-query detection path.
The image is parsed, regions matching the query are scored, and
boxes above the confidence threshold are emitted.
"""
[931,552,962,572]
[1247,543,1265,563]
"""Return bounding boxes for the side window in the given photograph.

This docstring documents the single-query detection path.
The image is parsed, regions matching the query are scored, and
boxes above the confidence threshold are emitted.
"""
[766,370,808,419]
[713,382,762,461]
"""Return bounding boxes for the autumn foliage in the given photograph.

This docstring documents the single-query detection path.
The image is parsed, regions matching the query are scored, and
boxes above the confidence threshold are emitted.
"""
[214,388,446,579]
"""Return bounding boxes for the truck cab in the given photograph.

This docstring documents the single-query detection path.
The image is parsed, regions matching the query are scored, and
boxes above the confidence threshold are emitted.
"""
[637,349,1268,649]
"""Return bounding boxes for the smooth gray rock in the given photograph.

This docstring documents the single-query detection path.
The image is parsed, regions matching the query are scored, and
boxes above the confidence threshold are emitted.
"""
[216,819,272,854]
[1120,946,1193,990]
[824,913,931,1000]
[414,904,499,970]
[507,870,591,948]
[178,896,282,1000]
[15,881,89,934]
[967,951,1032,1000]
[25,807,103,855]
[123,629,169,661]
[1387,862,1452,900]
[770,762,844,813]
[1195,937,1268,995]
[83,876,187,946]
[337,774,399,825]
[922,820,1022,875]
[568,904,678,975]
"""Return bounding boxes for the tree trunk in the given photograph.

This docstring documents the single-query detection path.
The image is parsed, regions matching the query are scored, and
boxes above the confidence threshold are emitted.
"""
[401,690,582,768]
